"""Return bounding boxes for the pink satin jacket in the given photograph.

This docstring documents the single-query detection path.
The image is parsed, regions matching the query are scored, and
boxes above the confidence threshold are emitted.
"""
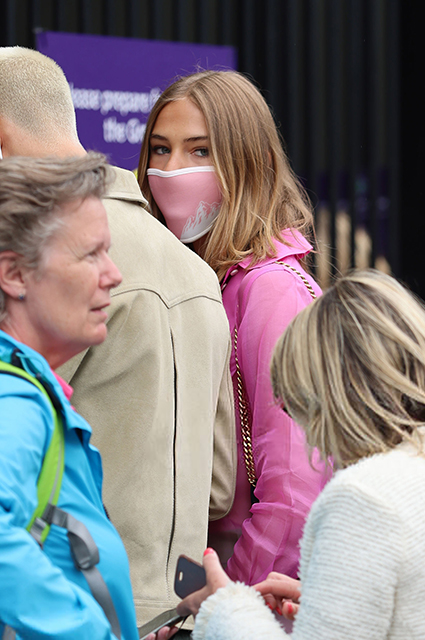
[209,229,332,584]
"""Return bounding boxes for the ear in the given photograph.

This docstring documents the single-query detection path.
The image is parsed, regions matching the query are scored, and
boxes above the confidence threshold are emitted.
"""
[0,251,27,299]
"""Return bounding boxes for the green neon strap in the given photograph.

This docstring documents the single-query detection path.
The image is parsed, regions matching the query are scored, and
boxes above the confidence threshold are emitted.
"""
[0,360,65,544]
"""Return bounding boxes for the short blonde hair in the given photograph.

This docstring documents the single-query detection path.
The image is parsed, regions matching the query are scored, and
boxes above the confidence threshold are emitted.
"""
[0,152,110,322]
[271,269,425,468]
[138,70,314,281]
[0,46,78,141]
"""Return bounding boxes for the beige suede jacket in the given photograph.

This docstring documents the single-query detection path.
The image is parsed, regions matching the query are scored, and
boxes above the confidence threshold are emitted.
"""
[58,167,236,625]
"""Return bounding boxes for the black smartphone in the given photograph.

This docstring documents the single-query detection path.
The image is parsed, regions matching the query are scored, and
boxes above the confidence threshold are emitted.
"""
[138,608,186,640]
[174,554,207,599]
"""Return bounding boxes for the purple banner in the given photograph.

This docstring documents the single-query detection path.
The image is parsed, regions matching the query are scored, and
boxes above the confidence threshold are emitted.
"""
[37,31,237,170]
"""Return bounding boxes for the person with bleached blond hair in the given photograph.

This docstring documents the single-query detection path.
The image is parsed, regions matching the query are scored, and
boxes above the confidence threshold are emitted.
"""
[0,47,236,631]
[0,46,82,155]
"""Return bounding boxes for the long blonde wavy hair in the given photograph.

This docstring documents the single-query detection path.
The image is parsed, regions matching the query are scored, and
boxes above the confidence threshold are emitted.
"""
[138,70,314,282]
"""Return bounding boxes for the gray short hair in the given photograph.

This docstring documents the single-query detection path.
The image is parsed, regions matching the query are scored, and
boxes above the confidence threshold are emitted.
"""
[0,152,111,321]
[271,269,425,469]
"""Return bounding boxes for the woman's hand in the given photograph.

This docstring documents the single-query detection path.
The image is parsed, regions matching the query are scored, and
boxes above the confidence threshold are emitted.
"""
[254,571,301,620]
[176,548,230,618]
[144,626,179,640]
[145,549,229,638]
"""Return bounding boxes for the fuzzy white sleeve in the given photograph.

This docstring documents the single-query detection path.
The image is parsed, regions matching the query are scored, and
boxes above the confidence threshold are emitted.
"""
[192,582,288,640]
[291,481,402,640]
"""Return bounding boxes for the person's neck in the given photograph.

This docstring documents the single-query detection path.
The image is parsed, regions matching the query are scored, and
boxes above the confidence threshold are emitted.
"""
[0,316,71,370]
[8,137,86,158]
[191,234,208,258]
[0,117,86,158]
[39,138,87,158]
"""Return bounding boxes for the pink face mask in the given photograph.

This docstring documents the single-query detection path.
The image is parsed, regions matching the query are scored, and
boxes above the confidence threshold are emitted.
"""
[147,166,222,243]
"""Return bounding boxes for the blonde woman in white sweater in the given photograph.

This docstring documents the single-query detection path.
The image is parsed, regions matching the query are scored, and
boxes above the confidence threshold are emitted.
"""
[151,269,425,640]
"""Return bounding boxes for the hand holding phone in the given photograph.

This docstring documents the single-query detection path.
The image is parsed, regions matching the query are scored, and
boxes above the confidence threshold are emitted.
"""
[174,549,230,620]
[138,608,185,640]
[138,554,207,640]
[174,554,207,599]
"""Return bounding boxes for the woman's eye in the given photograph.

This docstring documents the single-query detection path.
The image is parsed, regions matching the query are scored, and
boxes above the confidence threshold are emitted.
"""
[194,148,209,157]
[151,145,170,155]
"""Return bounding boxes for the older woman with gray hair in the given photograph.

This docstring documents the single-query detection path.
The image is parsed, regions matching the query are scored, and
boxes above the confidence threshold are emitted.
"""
[161,269,425,640]
[0,154,139,640]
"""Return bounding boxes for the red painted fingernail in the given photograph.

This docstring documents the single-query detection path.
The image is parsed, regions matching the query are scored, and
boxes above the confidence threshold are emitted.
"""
[266,604,273,611]
[287,603,293,615]
[203,548,215,556]
[276,607,282,616]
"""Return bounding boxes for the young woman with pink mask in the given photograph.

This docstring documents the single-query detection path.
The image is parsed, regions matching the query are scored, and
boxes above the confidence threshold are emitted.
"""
[138,71,331,588]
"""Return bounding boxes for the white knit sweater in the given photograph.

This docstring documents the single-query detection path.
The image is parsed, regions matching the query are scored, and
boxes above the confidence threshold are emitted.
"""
[193,436,425,639]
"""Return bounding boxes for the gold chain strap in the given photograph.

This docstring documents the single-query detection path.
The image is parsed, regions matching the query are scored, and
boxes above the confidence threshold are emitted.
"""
[234,262,317,487]
[275,261,317,300]
[234,326,257,486]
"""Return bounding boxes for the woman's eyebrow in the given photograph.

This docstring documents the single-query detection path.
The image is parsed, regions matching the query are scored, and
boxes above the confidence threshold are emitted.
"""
[150,133,209,143]
[184,136,209,143]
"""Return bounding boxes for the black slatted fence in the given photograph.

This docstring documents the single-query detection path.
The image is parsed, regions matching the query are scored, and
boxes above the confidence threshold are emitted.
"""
[0,0,401,289]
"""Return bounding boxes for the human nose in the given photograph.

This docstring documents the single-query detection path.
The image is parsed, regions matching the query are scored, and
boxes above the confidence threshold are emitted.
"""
[101,253,122,290]
[161,149,188,172]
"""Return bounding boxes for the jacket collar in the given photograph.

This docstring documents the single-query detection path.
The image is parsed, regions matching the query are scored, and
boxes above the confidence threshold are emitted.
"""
[222,229,312,286]
[0,330,90,433]
[0,329,51,376]
[103,166,148,206]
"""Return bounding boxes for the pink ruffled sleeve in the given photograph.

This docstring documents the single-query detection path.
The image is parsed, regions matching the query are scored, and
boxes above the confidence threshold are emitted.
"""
[226,266,330,584]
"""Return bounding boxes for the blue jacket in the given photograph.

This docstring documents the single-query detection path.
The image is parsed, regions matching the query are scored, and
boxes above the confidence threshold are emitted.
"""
[0,331,138,640]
